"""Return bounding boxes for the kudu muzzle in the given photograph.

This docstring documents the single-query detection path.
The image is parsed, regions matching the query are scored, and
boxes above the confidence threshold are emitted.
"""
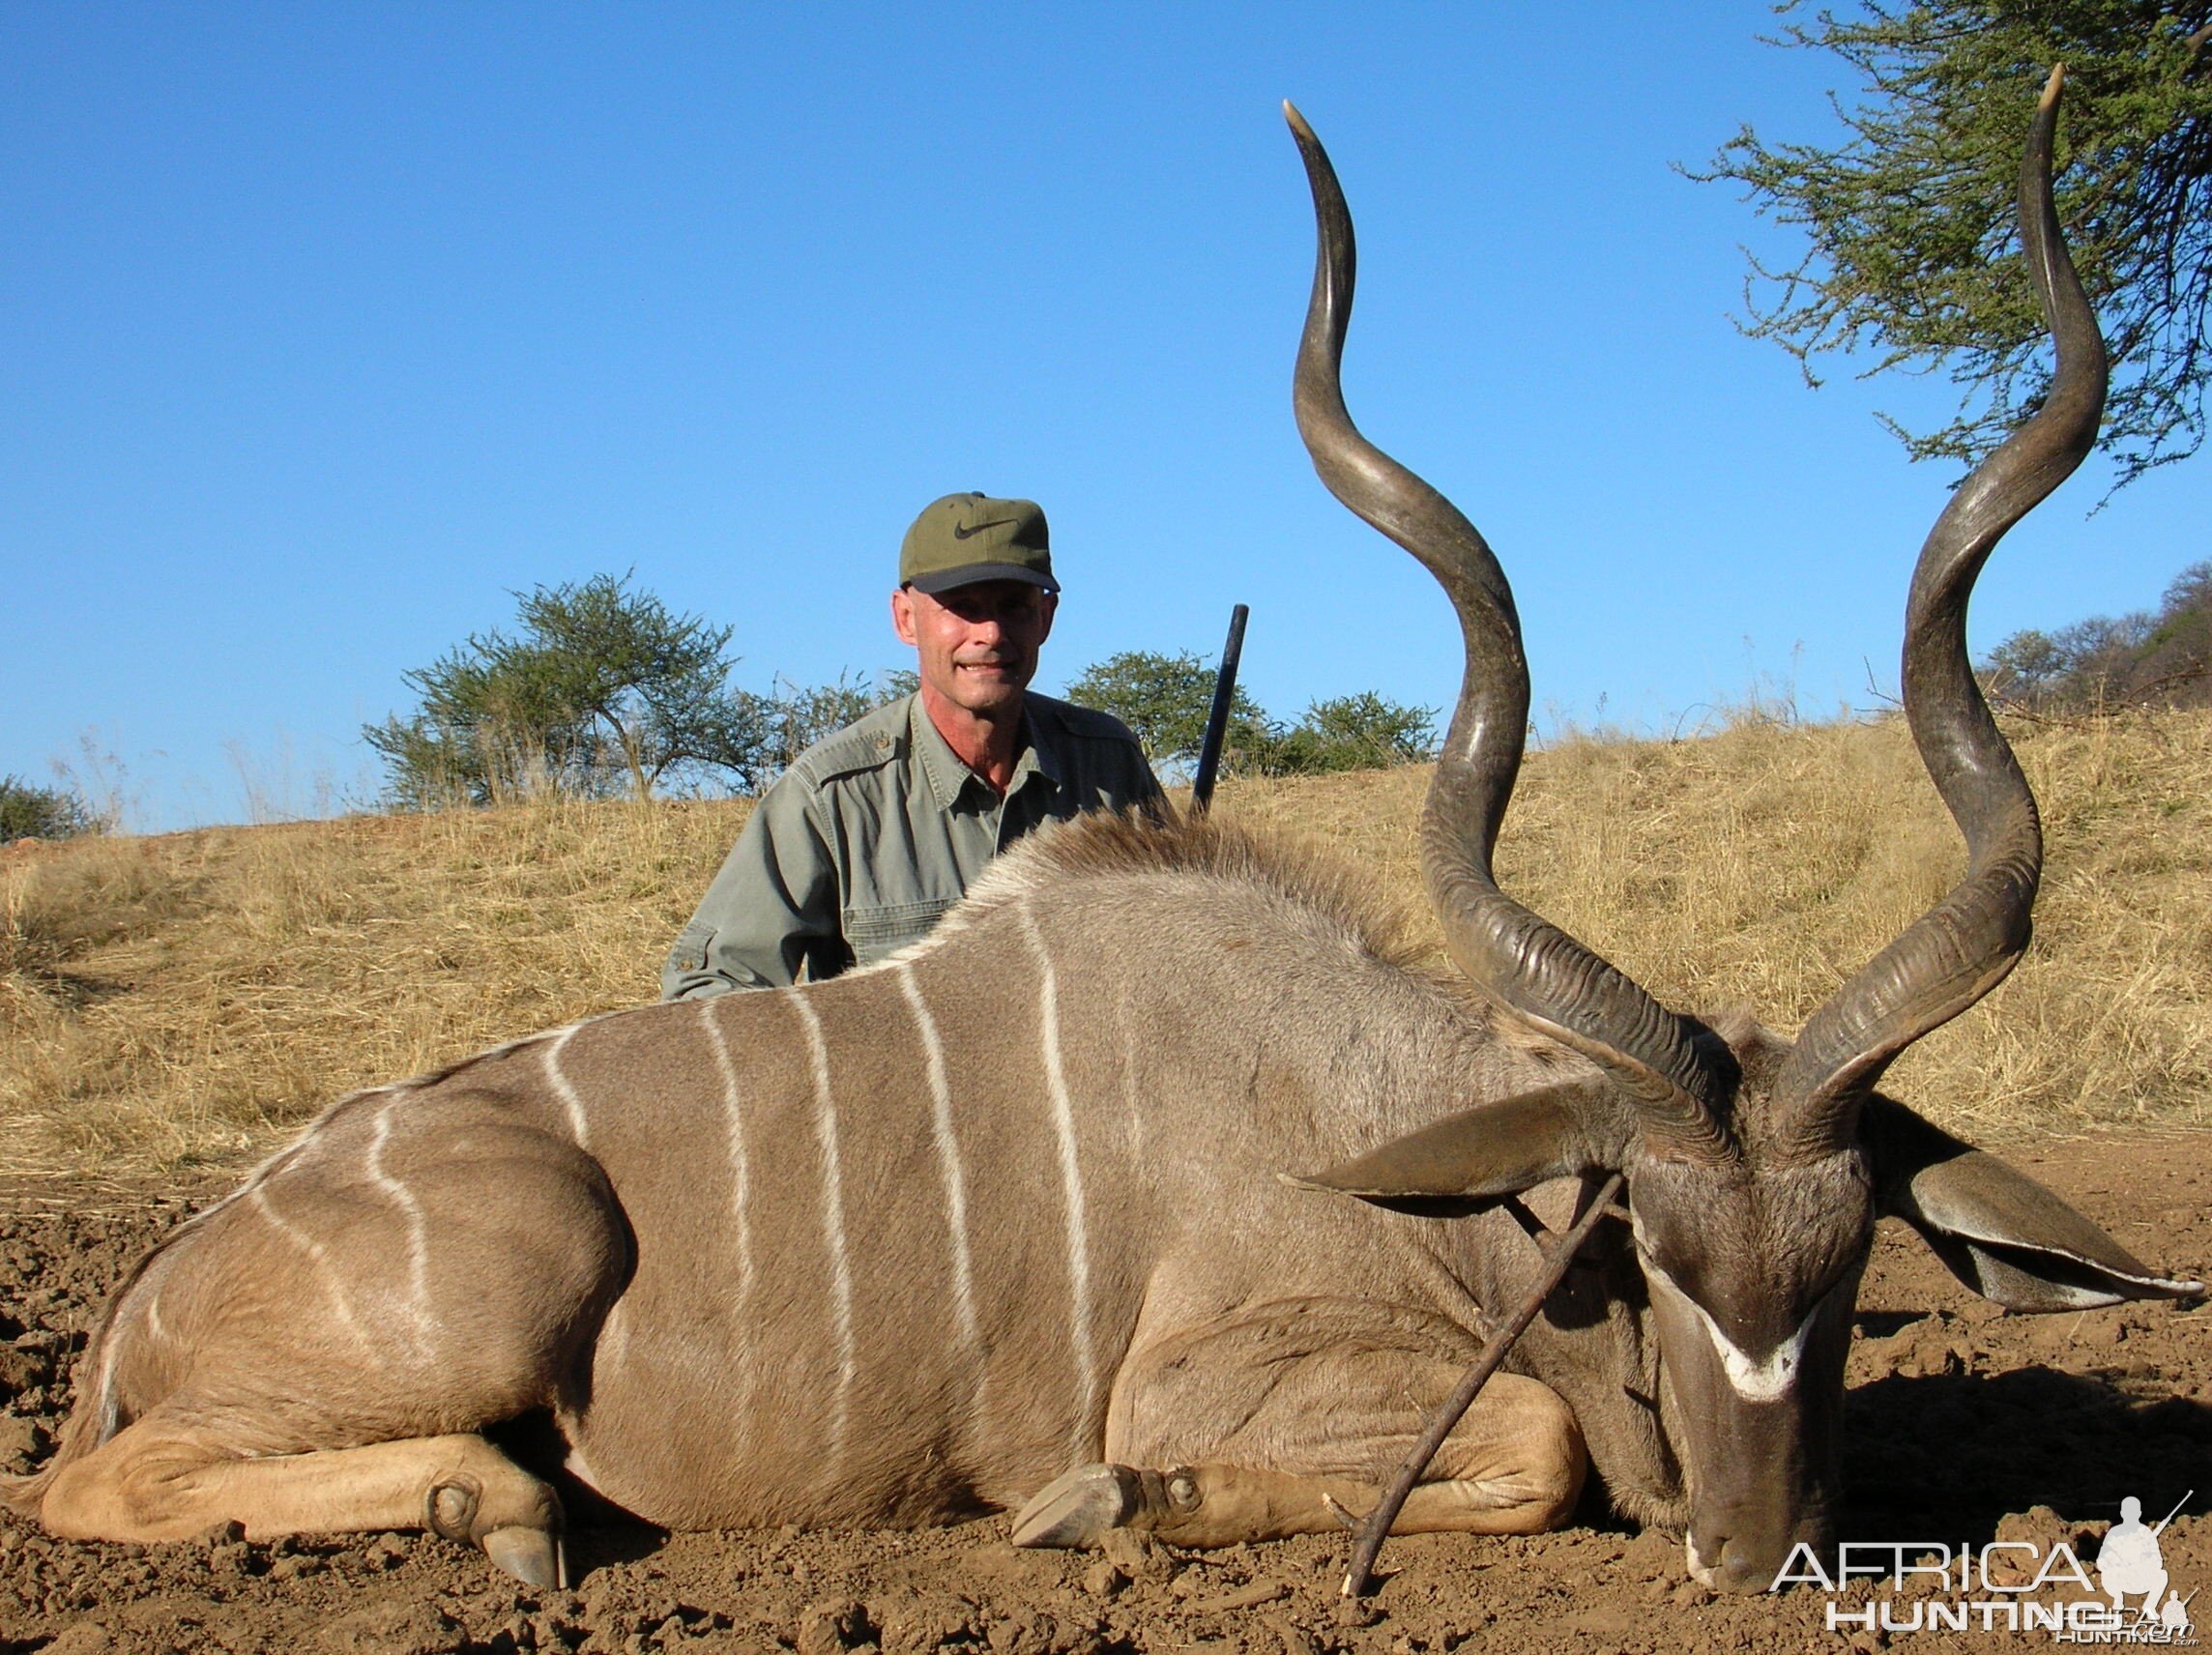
[1645,1263,1862,1591]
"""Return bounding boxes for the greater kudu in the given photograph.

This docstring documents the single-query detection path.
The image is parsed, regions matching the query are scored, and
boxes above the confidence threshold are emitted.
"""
[4,74,2197,1597]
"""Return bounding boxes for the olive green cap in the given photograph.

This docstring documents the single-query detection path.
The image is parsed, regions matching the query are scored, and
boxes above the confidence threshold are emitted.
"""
[899,492,1059,595]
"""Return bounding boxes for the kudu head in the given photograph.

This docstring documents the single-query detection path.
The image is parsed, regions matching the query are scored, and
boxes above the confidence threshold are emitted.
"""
[1283,73,2201,1593]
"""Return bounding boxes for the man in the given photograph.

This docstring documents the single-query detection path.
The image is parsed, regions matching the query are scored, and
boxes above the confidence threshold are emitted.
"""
[661,491,1165,998]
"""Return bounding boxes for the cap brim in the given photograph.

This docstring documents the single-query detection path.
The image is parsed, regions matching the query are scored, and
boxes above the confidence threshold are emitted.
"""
[907,562,1060,595]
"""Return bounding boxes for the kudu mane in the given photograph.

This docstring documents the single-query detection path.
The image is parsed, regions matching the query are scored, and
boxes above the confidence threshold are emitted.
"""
[912,806,1584,1060]
[926,808,1430,973]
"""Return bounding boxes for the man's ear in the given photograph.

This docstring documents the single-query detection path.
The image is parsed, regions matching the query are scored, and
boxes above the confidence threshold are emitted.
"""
[1860,1096,2202,1311]
[1281,1083,1612,1217]
[890,586,919,648]
[1035,589,1057,644]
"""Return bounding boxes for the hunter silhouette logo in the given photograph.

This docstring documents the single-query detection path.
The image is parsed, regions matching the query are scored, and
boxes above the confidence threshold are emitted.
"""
[1771,1491,2196,1641]
[2099,1495,2194,1637]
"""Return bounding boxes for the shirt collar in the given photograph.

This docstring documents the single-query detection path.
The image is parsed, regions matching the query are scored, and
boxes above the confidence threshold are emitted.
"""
[908,693,1061,810]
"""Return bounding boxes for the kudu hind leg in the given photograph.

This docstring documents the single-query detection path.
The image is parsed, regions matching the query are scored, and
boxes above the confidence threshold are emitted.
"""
[42,1411,569,1586]
[33,1113,626,1585]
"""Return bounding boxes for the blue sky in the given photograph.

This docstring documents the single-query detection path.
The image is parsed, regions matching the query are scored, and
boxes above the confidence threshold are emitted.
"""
[4,5,2202,830]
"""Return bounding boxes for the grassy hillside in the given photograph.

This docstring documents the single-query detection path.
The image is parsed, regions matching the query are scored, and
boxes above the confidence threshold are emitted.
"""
[4,709,2207,1177]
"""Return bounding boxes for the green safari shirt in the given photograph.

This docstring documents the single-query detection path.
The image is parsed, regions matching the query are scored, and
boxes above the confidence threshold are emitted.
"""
[660,692,1164,998]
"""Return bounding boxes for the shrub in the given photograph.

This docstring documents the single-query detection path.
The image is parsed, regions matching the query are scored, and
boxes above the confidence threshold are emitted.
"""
[0,777,102,841]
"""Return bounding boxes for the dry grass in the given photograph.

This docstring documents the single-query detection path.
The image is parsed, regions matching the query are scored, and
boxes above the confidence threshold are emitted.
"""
[4,709,2207,1176]
[1220,706,2212,1147]
[0,799,747,1176]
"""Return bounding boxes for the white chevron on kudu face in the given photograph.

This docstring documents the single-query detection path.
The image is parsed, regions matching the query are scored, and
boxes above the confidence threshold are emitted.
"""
[599,1301,631,1368]
[788,991,858,1462]
[1017,904,1099,1459]
[895,961,981,1357]
[1644,1257,1815,1404]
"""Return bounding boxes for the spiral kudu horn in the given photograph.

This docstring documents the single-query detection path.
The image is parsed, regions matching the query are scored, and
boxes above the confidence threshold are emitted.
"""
[1284,103,1734,1164]
[1777,68,2109,1161]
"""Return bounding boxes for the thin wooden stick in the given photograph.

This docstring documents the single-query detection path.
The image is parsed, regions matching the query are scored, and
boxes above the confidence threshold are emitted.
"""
[1340,1171,1626,1598]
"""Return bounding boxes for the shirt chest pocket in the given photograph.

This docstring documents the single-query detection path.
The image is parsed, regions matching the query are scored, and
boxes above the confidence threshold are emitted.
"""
[842,897,960,965]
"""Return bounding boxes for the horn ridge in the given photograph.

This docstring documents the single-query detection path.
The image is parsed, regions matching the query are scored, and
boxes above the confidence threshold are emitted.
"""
[1778,67,2109,1159]
[1283,102,1734,1162]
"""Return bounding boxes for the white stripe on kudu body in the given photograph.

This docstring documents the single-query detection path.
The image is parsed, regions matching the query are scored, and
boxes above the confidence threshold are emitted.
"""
[788,993,858,1462]
[543,1026,591,1147]
[1017,906,1100,1456]
[364,1098,433,1347]
[1115,993,1146,1168]
[250,1184,371,1351]
[895,962,981,1355]
[697,999,756,1303]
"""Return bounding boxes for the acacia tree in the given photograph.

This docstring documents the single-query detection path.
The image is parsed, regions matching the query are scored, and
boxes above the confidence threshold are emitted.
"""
[1062,651,1273,779]
[1696,1,2212,488]
[1064,652,1436,779]
[759,669,917,775]
[503,575,769,800]
[365,573,773,806]
[1982,558,2212,706]
[1266,692,1438,774]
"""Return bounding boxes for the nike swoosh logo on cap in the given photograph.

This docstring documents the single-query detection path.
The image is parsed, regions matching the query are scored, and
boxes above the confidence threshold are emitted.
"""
[950,518,1021,540]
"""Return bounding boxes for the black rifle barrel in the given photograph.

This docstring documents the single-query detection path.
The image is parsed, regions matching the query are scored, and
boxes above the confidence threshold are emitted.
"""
[1189,603,1250,814]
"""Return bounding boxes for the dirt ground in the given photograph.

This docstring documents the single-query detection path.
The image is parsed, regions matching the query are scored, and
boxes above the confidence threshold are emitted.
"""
[0,1133,2204,1655]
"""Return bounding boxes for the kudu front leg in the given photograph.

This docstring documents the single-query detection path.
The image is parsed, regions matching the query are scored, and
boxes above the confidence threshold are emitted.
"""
[1012,1436,1580,1550]
[1011,1299,1586,1549]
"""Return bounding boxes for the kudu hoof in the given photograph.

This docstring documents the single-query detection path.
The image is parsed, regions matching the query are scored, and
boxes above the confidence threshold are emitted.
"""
[1010,1464,1143,1548]
[482,1524,568,1589]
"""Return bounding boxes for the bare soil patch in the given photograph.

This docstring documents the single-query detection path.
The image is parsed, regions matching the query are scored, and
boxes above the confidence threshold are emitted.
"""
[0,1133,2204,1655]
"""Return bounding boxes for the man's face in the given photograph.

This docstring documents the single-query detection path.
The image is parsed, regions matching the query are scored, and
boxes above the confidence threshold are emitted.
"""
[891,579,1057,719]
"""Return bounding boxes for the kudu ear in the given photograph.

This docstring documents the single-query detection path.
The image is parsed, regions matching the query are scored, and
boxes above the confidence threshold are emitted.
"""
[1281,1083,1610,1217]
[1861,1096,2203,1312]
